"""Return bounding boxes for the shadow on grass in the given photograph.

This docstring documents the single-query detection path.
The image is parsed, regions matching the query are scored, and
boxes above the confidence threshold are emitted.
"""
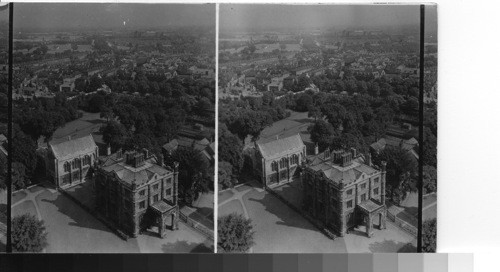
[40,189,111,233]
[246,190,318,232]
[161,240,213,253]
[369,239,417,253]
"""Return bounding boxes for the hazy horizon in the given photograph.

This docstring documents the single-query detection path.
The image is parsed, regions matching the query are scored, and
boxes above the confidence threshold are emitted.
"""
[13,3,215,32]
[220,4,436,34]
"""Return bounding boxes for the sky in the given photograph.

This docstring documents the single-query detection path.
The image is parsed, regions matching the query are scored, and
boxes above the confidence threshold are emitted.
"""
[220,4,436,32]
[13,3,215,31]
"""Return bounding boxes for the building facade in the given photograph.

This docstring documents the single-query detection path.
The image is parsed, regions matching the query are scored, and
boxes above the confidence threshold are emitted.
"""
[46,135,99,189]
[255,134,306,187]
[302,148,387,237]
[94,149,179,238]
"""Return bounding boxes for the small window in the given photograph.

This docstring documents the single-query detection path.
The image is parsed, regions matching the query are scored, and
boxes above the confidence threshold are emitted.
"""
[166,178,172,185]
[347,189,353,195]
[153,194,159,202]
[166,188,172,196]
[361,183,366,190]
[374,188,379,195]
[374,177,380,183]
[139,201,146,209]
[347,200,353,209]
[139,190,146,196]
[361,193,367,202]
[153,184,159,190]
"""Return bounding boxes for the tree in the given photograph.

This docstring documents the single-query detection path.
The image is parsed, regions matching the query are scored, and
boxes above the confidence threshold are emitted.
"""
[88,95,105,113]
[295,93,313,112]
[12,214,48,252]
[12,126,38,178]
[218,161,235,190]
[12,162,29,190]
[101,121,128,150]
[100,106,114,122]
[375,146,418,204]
[307,105,322,122]
[423,165,437,194]
[169,147,210,205]
[219,125,244,173]
[308,120,335,150]
[422,218,437,252]
[218,213,255,253]
[422,127,437,167]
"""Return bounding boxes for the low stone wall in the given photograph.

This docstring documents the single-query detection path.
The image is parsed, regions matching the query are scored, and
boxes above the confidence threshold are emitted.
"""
[386,208,418,238]
[58,188,129,241]
[179,211,214,241]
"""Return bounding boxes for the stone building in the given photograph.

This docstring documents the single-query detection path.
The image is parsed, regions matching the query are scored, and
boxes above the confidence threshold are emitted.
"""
[302,147,387,237]
[95,149,179,238]
[46,135,99,189]
[255,134,306,187]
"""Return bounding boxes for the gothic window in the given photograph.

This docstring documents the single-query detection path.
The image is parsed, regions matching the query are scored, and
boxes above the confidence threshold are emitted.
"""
[166,178,172,185]
[139,189,146,196]
[139,201,146,209]
[166,188,172,196]
[153,194,159,203]
[280,158,288,168]
[291,154,299,165]
[373,188,379,196]
[347,200,353,209]
[361,183,366,190]
[64,162,71,172]
[346,189,353,196]
[153,184,159,190]
[361,193,367,202]
[374,177,380,184]
[271,161,278,171]
[83,155,91,166]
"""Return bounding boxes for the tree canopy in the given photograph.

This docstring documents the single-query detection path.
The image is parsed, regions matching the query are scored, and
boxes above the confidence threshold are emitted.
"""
[218,213,255,253]
[12,214,48,252]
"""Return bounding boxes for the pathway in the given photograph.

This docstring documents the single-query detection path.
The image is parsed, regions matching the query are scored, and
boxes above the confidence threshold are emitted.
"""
[218,183,263,253]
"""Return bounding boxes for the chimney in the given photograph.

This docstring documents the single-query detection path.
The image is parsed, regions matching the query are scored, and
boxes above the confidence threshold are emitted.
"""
[365,152,372,166]
[381,160,387,205]
[324,148,330,159]
[350,147,357,159]
[341,152,353,167]
[381,161,387,172]
[158,154,164,167]
[117,149,123,160]
[106,145,111,156]
[142,148,149,159]
[276,135,279,140]
[173,161,179,207]
[314,143,319,155]
[67,135,71,141]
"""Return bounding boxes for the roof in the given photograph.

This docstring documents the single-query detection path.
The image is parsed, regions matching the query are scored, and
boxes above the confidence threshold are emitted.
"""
[358,199,384,213]
[151,200,175,214]
[257,134,305,160]
[49,135,97,161]
[100,152,172,186]
[306,151,379,186]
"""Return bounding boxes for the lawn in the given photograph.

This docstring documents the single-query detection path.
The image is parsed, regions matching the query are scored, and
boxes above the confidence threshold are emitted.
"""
[242,188,347,253]
[12,201,38,218]
[218,190,234,204]
[12,191,27,205]
[35,189,141,253]
[218,199,244,217]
